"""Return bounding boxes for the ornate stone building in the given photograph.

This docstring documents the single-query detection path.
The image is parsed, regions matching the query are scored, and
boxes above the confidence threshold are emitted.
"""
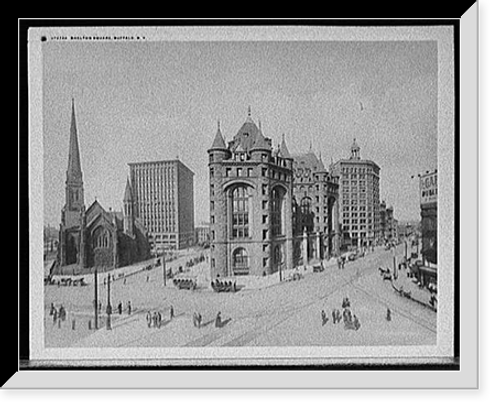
[208,108,340,278]
[56,101,150,275]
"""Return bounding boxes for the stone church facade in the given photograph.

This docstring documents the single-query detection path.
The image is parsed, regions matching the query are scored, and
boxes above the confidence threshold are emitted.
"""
[56,101,150,275]
[208,108,340,278]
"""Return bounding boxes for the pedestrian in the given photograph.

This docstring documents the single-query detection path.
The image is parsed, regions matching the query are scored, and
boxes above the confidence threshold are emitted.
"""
[72,319,76,331]
[49,302,55,316]
[52,310,57,325]
[157,311,162,328]
[386,308,392,322]
[193,311,199,328]
[321,310,328,326]
[146,311,152,328]
[332,310,337,324]
[98,301,102,313]
[353,315,360,331]
[170,305,174,320]
[215,311,222,328]
[124,278,127,285]
[118,302,123,315]
[127,301,132,315]
[59,305,66,321]
[198,313,202,328]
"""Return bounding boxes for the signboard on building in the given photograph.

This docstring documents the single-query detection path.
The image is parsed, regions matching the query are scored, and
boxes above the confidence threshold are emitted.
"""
[420,172,437,205]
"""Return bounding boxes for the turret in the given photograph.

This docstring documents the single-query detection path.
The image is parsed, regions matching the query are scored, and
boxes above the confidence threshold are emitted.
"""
[208,120,230,163]
[123,178,135,237]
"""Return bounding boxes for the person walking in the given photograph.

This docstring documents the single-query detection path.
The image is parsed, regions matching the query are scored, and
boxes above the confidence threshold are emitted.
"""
[117,302,123,315]
[215,311,222,328]
[146,311,152,328]
[127,301,132,315]
[386,308,392,322]
[193,312,199,328]
[170,305,174,320]
[321,310,328,326]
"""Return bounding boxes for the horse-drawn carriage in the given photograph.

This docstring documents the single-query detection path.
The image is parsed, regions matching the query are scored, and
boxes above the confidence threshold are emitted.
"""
[173,278,196,290]
[313,262,324,273]
[211,278,237,293]
[378,267,392,281]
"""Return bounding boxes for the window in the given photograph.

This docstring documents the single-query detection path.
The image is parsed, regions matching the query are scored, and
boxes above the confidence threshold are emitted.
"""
[248,168,254,177]
[262,167,268,177]
[233,247,249,269]
[231,186,250,239]
[237,168,242,177]
[226,168,231,177]
[270,187,283,236]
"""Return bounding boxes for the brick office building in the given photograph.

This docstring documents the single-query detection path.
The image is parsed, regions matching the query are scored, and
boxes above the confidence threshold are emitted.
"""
[128,159,195,254]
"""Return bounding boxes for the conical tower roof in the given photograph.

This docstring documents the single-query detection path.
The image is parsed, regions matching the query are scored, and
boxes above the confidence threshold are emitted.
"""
[123,178,133,202]
[66,99,83,182]
[209,120,227,150]
[279,133,292,158]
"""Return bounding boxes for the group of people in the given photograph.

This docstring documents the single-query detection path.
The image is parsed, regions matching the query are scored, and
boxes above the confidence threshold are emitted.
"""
[192,311,226,329]
[146,311,163,329]
[146,305,174,329]
[321,296,361,331]
[49,303,67,326]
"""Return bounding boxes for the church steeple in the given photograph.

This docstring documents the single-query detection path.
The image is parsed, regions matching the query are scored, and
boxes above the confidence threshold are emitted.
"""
[63,99,85,228]
[67,98,83,183]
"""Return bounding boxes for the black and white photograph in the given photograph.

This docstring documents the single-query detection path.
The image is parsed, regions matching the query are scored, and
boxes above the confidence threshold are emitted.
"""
[12,13,483,392]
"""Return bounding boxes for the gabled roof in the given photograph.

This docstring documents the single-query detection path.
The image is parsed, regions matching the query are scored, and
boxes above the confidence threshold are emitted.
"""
[292,151,324,173]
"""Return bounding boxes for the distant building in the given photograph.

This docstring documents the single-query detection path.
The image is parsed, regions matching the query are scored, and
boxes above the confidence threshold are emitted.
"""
[331,139,381,248]
[419,171,437,265]
[128,159,195,254]
[195,223,210,246]
[56,101,150,275]
[291,148,340,261]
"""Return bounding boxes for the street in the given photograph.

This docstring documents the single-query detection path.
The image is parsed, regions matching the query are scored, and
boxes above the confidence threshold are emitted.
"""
[45,244,436,348]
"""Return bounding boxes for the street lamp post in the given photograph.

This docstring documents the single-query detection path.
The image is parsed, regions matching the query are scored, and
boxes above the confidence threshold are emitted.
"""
[106,273,112,330]
[93,268,99,330]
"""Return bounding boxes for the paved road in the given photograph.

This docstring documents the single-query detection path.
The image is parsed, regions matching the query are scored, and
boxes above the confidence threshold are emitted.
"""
[44,244,436,348]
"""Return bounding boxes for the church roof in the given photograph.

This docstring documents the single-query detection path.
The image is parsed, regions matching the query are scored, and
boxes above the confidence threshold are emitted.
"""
[123,178,133,202]
[66,99,83,182]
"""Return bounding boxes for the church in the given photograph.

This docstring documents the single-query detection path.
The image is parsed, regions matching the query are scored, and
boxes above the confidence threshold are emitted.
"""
[55,101,150,275]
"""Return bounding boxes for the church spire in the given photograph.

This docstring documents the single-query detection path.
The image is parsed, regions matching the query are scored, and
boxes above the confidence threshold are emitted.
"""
[67,98,83,183]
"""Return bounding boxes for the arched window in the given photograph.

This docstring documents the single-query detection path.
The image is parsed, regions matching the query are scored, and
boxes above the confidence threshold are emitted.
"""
[270,187,284,237]
[93,227,110,249]
[233,247,248,269]
[231,186,249,238]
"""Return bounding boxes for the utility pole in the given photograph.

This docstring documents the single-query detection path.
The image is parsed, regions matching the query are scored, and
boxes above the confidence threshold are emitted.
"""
[106,273,112,330]
[162,254,166,286]
[93,268,98,330]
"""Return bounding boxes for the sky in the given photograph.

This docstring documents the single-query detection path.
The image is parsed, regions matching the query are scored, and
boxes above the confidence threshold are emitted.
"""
[43,40,438,227]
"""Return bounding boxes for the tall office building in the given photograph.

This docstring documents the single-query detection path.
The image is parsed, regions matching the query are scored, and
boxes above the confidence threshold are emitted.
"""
[128,159,195,253]
[331,139,381,248]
